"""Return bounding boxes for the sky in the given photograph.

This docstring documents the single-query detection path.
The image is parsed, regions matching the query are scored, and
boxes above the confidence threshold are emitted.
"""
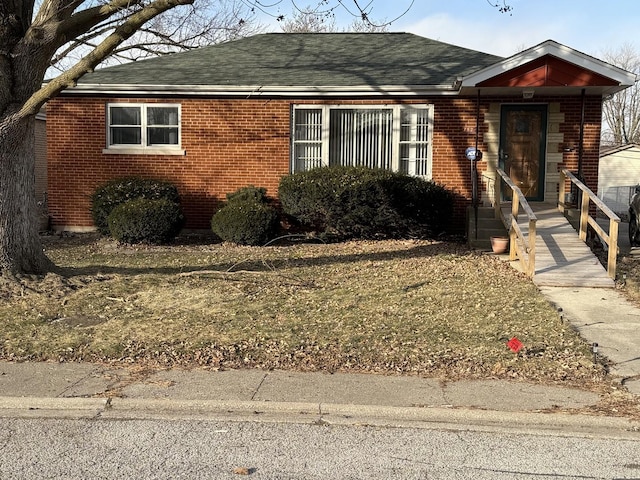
[258,0,640,59]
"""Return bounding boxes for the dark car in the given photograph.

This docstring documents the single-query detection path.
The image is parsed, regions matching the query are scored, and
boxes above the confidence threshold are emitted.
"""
[629,185,640,246]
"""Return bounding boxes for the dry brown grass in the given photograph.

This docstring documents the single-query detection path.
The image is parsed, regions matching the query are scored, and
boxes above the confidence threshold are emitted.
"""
[0,233,612,391]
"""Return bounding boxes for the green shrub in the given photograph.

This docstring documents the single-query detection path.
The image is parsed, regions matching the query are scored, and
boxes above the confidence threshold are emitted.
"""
[91,177,181,235]
[211,200,279,246]
[278,166,453,239]
[380,174,454,235]
[225,185,269,205]
[107,198,184,244]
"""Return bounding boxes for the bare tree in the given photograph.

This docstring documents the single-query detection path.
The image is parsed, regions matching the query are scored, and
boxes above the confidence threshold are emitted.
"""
[0,0,408,277]
[601,43,640,147]
[50,0,262,72]
[280,5,336,32]
[279,3,389,32]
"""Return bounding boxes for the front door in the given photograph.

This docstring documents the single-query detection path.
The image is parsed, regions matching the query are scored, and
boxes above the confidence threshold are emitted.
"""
[499,105,547,201]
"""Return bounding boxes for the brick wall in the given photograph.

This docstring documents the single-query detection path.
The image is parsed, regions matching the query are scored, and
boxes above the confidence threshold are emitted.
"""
[34,116,47,205]
[47,95,603,233]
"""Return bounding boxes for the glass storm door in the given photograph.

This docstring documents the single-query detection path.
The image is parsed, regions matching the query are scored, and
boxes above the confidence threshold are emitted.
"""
[499,105,547,201]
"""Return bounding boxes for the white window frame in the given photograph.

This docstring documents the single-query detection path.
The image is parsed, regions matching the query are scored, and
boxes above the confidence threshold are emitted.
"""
[103,103,185,155]
[291,104,434,178]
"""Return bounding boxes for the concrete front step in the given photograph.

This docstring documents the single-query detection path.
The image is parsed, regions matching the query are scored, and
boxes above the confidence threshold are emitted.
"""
[467,206,508,249]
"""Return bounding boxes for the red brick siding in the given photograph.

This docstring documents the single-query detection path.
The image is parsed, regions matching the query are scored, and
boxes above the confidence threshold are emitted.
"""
[556,95,603,192]
[47,95,603,232]
[34,117,47,204]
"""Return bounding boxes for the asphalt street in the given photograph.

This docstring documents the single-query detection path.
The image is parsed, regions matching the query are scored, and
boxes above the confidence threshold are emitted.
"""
[1,416,639,479]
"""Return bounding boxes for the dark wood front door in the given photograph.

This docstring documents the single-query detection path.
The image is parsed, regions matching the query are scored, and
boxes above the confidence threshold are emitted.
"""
[499,105,547,201]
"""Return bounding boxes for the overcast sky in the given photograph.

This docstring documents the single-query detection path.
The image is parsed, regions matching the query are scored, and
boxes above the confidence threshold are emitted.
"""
[260,0,639,58]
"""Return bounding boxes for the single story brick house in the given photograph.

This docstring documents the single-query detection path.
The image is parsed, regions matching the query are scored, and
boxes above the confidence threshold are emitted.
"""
[46,33,635,232]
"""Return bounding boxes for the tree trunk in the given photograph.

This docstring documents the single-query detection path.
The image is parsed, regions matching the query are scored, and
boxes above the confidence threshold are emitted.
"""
[0,111,53,275]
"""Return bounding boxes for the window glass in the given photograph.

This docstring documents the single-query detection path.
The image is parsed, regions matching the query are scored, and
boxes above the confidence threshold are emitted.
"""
[108,104,180,148]
[148,107,179,126]
[111,127,141,145]
[329,109,392,169]
[111,106,141,126]
[294,109,322,141]
[147,127,179,145]
[399,107,430,177]
[293,109,323,171]
[291,105,431,178]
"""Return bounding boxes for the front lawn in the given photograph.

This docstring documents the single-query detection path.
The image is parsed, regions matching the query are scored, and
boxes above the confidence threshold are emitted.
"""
[0,234,606,388]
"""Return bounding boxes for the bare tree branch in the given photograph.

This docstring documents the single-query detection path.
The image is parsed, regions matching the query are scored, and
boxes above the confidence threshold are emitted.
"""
[21,0,194,117]
[601,44,640,146]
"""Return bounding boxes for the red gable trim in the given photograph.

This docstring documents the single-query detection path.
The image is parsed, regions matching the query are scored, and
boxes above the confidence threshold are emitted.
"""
[477,55,618,88]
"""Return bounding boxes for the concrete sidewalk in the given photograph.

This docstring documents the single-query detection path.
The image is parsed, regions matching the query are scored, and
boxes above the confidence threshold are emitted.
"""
[540,286,640,391]
[2,361,638,437]
[2,277,640,432]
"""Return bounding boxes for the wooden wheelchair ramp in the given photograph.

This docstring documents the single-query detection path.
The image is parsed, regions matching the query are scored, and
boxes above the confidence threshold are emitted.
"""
[514,203,614,288]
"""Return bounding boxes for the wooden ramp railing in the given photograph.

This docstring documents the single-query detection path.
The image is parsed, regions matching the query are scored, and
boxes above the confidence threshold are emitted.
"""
[559,169,620,279]
[493,168,537,277]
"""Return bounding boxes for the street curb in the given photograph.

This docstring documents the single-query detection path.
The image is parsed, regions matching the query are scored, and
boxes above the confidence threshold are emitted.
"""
[0,396,108,418]
[1,396,638,439]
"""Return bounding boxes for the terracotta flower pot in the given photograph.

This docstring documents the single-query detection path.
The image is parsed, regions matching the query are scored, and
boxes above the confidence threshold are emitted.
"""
[490,236,509,254]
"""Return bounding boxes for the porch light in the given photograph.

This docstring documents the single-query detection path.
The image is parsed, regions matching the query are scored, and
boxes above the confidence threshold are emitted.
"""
[522,89,534,99]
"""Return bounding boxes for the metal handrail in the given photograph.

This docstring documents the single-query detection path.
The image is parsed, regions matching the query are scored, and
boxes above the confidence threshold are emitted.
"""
[493,168,537,277]
[559,169,620,279]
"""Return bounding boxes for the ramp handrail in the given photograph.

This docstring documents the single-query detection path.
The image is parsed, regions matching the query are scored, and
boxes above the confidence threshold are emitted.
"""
[493,168,537,277]
[559,169,620,279]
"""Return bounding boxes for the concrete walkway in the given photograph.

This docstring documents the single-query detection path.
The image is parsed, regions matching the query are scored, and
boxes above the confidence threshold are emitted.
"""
[1,361,637,437]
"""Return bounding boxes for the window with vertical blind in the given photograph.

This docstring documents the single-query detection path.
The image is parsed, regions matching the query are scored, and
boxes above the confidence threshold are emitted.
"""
[291,105,433,177]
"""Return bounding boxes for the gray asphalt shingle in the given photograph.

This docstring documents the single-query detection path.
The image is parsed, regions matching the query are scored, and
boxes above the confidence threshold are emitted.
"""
[77,33,502,88]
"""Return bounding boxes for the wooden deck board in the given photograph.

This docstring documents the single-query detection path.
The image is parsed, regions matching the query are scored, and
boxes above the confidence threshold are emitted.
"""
[508,203,614,288]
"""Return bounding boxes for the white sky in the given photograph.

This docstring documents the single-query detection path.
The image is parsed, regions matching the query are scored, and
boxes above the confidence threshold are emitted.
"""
[259,0,640,58]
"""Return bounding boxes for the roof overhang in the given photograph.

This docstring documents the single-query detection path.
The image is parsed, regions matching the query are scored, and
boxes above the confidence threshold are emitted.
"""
[61,83,460,97]
[600,143,640,157]
[460,40,637,97]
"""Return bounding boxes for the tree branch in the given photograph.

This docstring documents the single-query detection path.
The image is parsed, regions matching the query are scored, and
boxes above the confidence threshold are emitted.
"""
[20,0,194,117]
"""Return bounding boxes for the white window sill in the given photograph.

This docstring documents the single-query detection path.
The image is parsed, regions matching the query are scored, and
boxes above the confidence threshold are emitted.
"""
[102,147,186,156]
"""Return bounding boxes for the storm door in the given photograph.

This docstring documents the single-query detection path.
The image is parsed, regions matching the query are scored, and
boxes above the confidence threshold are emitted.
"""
[499,105,547,201]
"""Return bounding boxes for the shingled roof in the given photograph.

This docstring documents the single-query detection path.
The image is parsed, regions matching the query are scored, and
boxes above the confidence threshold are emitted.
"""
[73,33,502,92]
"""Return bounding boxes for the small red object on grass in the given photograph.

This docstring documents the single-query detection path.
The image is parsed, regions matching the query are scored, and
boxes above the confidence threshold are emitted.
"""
[507,337,523,353]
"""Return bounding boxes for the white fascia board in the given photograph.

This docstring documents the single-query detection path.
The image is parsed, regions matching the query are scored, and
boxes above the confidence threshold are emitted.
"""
[61,84,459,96]
[461,40,637,88]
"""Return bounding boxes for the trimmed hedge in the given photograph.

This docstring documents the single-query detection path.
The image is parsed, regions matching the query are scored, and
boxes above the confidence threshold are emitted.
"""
[211,186,279,246]
[278,166,453,239]
[107,198,184,244]
[225,185,269,204]
[91,177,181,235]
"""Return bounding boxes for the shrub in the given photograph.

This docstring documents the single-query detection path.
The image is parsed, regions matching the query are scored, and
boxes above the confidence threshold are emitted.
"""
[107,198,184,244]
[211,185,279,246]
[211,200,279,246]
[225,185,269,205]
[380,174,454,235]
[91,177,181,235]
[278,166,453,239]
